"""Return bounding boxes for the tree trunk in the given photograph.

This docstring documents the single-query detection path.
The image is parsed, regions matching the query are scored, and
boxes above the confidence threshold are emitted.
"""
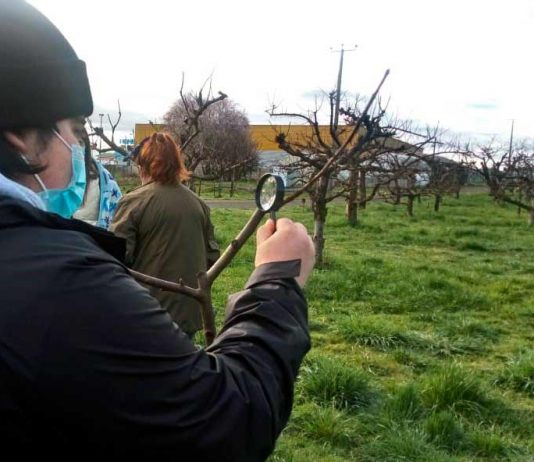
[345,169,359,227]
[313,176,330,267]
[346,196,358,227]
[314,209,327,267]
[394,180,401,204]
[217,176,223,198]
[230,168,235,197]
[359,168,367,209]
[434,194,442,212]
[407,195,414,217]
[529,198,534,226]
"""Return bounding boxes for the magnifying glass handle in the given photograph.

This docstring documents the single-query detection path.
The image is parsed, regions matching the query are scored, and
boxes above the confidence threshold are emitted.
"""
[270,211,277,230]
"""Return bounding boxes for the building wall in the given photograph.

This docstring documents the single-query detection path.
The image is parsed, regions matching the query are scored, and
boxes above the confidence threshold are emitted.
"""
[135,124,166,143]
[134,123,356,151]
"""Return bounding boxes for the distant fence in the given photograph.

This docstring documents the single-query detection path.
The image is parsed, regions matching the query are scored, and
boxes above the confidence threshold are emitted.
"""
[105,164,137,177]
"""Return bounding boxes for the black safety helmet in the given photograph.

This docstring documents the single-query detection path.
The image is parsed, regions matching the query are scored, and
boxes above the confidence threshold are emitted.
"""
[0,0,93,130]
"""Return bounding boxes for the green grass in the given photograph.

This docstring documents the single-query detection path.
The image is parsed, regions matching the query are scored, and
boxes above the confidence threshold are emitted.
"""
[194,178,258,200]
[113,175,258,199]
[420,365,496,418]
[384,383,424,421]
[495,351,534,396]
[298,355,378,412]
[204,193,534,460]
[114,179,534,461]
[424,411,466,452]
[465,429,515,459]
[338,315,430,351]
[286,403,361,449]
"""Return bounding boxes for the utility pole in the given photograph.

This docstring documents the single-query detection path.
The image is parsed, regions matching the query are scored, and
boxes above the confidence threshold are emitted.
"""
[508,119,515,169]
[331,44,357,128]
[508,119,515,158]
[98,113,104,162]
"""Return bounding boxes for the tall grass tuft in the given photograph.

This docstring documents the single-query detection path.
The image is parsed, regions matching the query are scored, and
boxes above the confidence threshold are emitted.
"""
[384,383,424,422]
[298,356,378,412]
[338,316,428,350]
[287,403,359,449]
[495,351,534,396]
[361,427,452,462]
[421,365,494,417]
[424,411,465,452]
[465,429,512,459]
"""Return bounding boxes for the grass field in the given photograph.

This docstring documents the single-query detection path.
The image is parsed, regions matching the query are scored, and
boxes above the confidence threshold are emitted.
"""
[206,193,534,461]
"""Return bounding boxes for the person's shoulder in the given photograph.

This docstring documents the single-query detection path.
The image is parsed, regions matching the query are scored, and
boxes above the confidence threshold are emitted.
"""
[47,225,120,262]
[0,222,123,295]
[120,182,156,203]
[180,185,214,216]
[178,184,209,205]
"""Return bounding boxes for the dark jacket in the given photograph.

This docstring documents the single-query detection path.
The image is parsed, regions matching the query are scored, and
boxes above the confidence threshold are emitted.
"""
[110,182,220,335]
[0,195,310,460]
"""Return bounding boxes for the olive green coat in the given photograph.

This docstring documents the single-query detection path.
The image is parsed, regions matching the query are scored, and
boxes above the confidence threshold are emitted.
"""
[110,182,220,335]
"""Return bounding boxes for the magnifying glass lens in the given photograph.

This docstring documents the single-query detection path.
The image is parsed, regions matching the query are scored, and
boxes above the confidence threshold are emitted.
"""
[260,176,277,210]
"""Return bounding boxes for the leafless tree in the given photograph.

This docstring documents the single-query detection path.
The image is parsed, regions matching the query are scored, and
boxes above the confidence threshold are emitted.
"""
[425,153,469,211]
[466,140,534,224]
[165,96,257,185]
[347,125,464,217]
[339,110,445,222]
[267,72,390,266]
[87,100,130,158]
[374,150,432,216]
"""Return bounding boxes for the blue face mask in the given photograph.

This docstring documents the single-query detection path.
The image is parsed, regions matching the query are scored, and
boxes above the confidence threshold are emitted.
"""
[33,130,87,219]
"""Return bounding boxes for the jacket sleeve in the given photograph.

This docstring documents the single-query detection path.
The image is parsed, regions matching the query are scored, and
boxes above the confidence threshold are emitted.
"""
[109,195,138,265]
[37,242,310,461]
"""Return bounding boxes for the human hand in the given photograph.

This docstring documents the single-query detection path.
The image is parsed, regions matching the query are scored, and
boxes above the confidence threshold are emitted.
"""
[255,218,315,287]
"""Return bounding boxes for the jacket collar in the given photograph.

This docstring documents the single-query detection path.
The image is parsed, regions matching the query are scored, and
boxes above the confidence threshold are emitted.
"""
[0,171,45,210]
[0,194,126,262]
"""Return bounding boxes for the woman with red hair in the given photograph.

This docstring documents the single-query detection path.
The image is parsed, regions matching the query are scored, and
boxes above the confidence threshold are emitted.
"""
[111,132,220,338]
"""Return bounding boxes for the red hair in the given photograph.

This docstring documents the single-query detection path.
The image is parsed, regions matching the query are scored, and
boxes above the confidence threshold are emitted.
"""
[136,132,190,185]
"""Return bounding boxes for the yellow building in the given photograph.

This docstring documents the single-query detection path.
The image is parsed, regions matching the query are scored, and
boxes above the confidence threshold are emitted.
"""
[134,123,166,144]
[134,123,356,152]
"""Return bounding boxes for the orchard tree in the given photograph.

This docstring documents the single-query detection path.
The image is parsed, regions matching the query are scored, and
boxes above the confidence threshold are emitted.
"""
[467,141,534,225]
[165,89,257,180]
[268,72,391,266]
[425,154,468,211]
[87,100,130,158]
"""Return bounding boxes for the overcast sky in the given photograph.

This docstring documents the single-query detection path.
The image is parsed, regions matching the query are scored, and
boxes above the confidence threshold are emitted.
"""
[29,0,534,141]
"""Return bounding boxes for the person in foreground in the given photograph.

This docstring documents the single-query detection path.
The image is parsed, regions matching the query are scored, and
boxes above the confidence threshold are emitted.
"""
[0,0,315,459]
[111,133,220,339]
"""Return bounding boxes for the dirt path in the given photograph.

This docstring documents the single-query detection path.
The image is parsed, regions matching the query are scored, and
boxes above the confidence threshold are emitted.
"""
[204,198,345,209]
[205,199,302,209]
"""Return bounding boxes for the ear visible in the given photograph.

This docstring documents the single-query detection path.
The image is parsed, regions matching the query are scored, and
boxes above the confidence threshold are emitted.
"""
[4,131,30,154]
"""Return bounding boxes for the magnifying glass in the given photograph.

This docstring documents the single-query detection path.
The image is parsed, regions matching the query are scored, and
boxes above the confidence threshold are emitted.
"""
[255,174,285,228]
